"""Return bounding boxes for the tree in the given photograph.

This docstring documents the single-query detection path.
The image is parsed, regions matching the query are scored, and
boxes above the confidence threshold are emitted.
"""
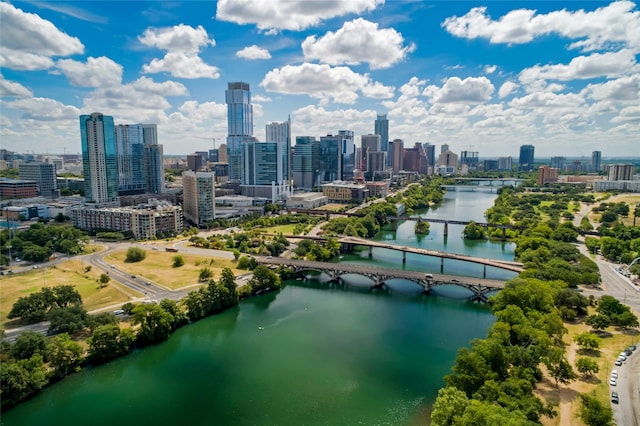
[0,355,48,408]
[575,357,599,377]
[199,267,213,282]
[579,393,613,426]
[87,324,135,364]
[131,303,175,345]
[248,265,281,294]
[574,332,600,351]
[463,221,487,240]
[430,386,469,425]
[545,350,577,387]
[585,314,611,331]
[613,310,639,330]
[10,331,48,360]
[597,295,627,317]
[125,247,146,263]
[46,333,84,379]
[48,304,89,334]
[99,273,111,288]
[172,255,184,268]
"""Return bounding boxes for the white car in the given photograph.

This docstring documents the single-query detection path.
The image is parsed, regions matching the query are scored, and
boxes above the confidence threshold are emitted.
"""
[618,354,627,362]
[611,370,618,379]
[609,377,617,386]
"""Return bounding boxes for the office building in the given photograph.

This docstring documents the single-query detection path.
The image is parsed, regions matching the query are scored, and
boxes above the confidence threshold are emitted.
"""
[498,157,513,171]
[537,166,558,185]
[360,134,381,171]
[144,142,164,194]
[388,139,404,172]
[182,171,216,227]
[241,141,290,200]
[403,143,429,174]
[460,151,479,170]
[321,181,368,203]
[519,145,535,171]
[366,151,387,179]
[115,124,145,194]
[266,118,292,183]
[607,164,634,181]
[423,143,436,171]
[550,156,566,171]
[80,113,119,206]
[441,144,449,154]
[187,154,204,172]
[483,160,499,171]
[0,178,38,199]
[592,151,602,173]
[338,130,356,182]
[18,162,58,197]
[374,114,389,152]
[318,135,342,183]
[292,136,319,191]
[218,144,228,163]
[437,150,458,175]
[226,82,253,181]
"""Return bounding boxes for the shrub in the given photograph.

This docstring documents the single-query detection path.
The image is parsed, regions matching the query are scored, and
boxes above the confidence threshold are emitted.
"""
[125,247,146,263]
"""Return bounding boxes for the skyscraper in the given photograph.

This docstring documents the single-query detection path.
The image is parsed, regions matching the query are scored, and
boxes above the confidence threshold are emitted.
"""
[519,145,535,171]
[266,117,291,183]
[292,136,319,191]
[388,139,404,172]
[360,134,381,170]
[226,82,253,182]
[144,142,164,194]
[182,171,216,227]
[423,143,436,171]
[592,151,602,173]
[338,130,355,181]
[115,124,145,194]
[80,113,119,205]
[374,114,389,152]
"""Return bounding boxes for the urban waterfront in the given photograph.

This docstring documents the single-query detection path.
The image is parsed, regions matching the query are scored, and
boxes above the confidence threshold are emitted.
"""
[2,191,510,425]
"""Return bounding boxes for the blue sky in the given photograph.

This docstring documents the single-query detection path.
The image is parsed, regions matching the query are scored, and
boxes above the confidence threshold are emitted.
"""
[1,1,639,158]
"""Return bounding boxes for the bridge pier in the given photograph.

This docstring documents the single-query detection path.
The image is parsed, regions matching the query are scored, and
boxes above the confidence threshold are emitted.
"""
[402,251,406,263]
[501,227,506,241]
[368,246,372,258]
[483,265,486,279]
[326,211,330,221]
[440,257,444,273]
[443,222,448,237]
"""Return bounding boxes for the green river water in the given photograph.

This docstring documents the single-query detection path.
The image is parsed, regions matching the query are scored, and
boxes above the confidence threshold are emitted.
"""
[2,189,515,426]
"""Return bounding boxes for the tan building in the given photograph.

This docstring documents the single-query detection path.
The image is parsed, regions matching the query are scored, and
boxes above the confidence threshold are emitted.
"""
[322,181,368,203]
[537,166,558,185]
[365,181,389,198]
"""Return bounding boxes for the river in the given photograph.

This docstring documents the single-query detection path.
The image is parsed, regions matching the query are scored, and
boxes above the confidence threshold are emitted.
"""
[2,190,512,426]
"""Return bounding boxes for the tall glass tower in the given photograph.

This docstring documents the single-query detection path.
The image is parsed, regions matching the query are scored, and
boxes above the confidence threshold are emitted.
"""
[374,114,389,152]
[226,82,253,182]
[266,117,291,183]
[80,113,119,205]
[518,144,535,171]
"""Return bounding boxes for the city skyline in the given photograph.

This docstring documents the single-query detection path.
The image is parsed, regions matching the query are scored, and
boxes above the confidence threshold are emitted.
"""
[1,1,639,157]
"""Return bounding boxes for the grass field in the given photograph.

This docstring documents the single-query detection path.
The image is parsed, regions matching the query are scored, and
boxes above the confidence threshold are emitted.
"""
[1,259,139,327]
[105,250,242,290]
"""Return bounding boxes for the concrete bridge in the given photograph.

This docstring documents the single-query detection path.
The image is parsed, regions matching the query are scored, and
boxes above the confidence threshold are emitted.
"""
[273,234,523,276]
[256,257,505,302]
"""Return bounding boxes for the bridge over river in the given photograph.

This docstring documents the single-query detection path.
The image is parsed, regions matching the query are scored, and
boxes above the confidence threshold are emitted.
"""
[257,257,506,302]
[273,234,523,276]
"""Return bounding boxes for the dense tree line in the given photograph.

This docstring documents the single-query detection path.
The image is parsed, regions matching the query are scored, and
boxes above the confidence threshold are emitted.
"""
[1,223,88,266]
[429,187,639,425]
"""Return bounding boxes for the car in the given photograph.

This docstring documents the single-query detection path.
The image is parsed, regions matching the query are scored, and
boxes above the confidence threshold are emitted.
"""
[615,359,623,366]
[112,309,124,315]
[451,279,460,283]
[611,392,619,404]
[131,275,136,279]
[152,246,158,250]
[623,349,632,356]
[618,354,627,361]
[146,281,151,286]
[628,345,637,352]
[425,273,433,279]
[611,370,618,379]
[609,378,617,386]
[32,265,39,269]
[15,258,21,262]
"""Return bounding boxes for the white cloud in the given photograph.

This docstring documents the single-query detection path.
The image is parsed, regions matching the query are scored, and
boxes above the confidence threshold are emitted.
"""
[236,45,271,60]
[498,81,518,98]
[252,95,272,102]
[423,76,494,104]
[0,75,34,98]
[484,65,497,74]
[301,18,415,69]
[260,63,393,104]
[56,57,123,88]
[585,74,640,101]
[3,97,81,121]
[611,105,640,122]
[83,77,188,116]
[139,24,219,79]
[216,0,384,32]
[510,91,584,109]
[442,1,640,52]
[519,50,638,85]
[0,2,84,70]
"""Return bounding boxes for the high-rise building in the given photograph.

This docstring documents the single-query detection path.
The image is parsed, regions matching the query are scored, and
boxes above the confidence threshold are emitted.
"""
[144,142,164,194]
[187,154,204,172]
[292,136,319,191]
[226,82,253,181]
[338,130,355,181]
[242,141,283,186]
[182,171,216,227]
[374,114,389,152]
[218,144,228,163]
[592,151,602,173]
[438,150,458,169]
[366,151,387,178]
[519,145,535,171]
[319,135,342,183]
[423,143,436,170]
[498,156,513,171]
[80,113,119,205]
[403,143,429,174]
[115,124,145,194]
[18,162,58,197]
[266,117,292,183]
[550,156,566,171]
[440,144,449,154]
[360,134,381,171]
[388,139,404,172]
[607,164,634,181]
[460,151,479,169]
[537,166,558,185]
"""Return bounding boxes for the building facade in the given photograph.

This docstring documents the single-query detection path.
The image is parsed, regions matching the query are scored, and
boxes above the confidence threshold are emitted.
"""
[388,139,404,172]
[115,124,145,194]
[292,136,319,191]
[266,117,292,183]
[80,113,119,206]
[182,171,216,227]
[321,181,368,203]
[519,145,535,171]
[226,82,253,182]
[18,162,58,197]
[607,164,634,181]
[374,114,389,152]
[591,151,602,173]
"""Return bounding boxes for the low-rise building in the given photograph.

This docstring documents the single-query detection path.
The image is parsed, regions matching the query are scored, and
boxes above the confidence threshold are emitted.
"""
[364,181,389,198]
[0,178,38,199]
[286,192,329,209]
[321,181,368,203]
